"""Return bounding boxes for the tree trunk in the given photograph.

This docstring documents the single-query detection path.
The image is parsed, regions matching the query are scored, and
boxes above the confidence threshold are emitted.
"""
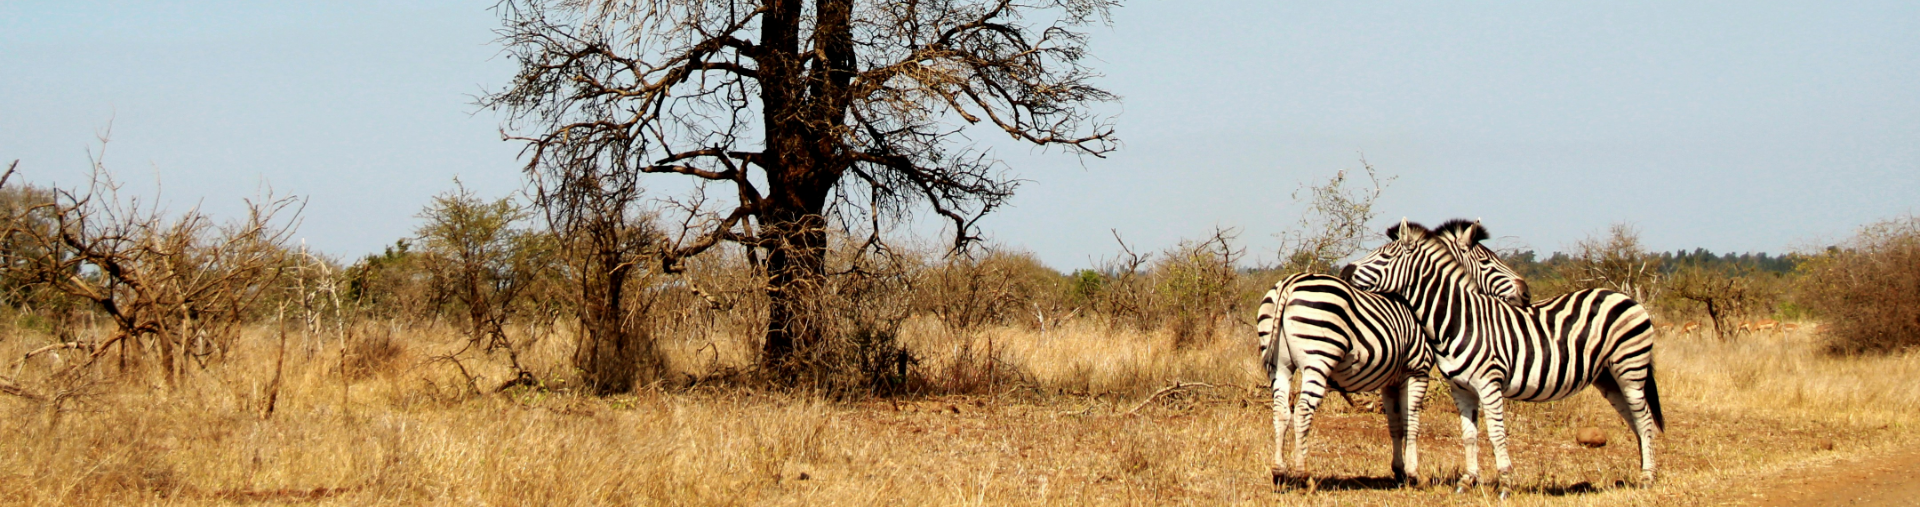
[1705,299,1728,341]
[159,330,179,389]
[573,219,652,394]
[753,0,851,377]
[759,208,828,374]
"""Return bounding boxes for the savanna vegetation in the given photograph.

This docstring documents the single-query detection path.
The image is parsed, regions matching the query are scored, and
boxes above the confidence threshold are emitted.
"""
[5,143,1920,505]
[6,0,1920,504]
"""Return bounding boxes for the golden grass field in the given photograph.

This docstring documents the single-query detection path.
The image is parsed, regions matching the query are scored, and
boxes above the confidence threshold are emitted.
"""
[2,317,1917,505]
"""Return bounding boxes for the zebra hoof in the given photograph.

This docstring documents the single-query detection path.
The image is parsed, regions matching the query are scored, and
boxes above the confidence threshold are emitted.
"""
[1640,471,1656,488]
[1271,471,1314,492]
[1454,474,1478,493]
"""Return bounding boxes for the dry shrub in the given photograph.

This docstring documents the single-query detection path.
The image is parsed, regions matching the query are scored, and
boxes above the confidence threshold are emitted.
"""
[342,241,435,323]
[1274,162,1391,275]
[1796,215,1920,354]
[412,183,553,380]
[0,180,86,330]
[1081,234,1159,331]
[914,248,1063,332]
[753,238,937,395]
[1076,229,1245,347]
[0,151,299,392]
[1531,223,1663,304]
[1148,230,1241,347]
[1665,264,1776,340]
[342,326,403,382]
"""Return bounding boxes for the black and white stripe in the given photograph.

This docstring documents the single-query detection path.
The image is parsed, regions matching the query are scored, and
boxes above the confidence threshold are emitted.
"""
[1256,233,1530,488]
[1348,219,1664,491]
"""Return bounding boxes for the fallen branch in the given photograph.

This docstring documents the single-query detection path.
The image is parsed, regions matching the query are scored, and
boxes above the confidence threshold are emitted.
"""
[1126,381,1217,416]
[0,378,44,402]
[424,354,483,396]
[14,342,90,379]
[20,342,88,362]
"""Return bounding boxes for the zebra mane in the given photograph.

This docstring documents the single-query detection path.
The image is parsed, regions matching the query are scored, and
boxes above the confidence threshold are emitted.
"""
[1390,219,1474,270]
[1385,221,1432,241]
[1434,219,1489,244]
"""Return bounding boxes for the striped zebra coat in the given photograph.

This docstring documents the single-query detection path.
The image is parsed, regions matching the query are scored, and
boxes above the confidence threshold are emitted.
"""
[1256,230,1528,488]
[1348,220,1665,490]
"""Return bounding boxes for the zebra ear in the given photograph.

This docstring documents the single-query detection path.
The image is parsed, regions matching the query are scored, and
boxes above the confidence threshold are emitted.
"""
[1451,221,1480,248]
[1454,218,1490,246]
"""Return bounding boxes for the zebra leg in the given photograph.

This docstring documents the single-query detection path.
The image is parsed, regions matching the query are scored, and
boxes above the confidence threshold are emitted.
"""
[1477,384,1515,498]
[1448,383,1481,492]
[1270,362,1295,485]
[1291,367,1334,491]
[1595,370,1659,486]
[1382,383,1408,484]
[1401,374,1430,487]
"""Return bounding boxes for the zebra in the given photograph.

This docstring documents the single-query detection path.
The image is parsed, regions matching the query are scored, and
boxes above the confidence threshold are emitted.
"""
[1430,220,1531,307]
[1346,219,1664,493]
[1256,227,1530,488]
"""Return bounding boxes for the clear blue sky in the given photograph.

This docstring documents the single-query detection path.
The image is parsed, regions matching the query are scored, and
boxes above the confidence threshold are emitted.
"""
[4,1,1917,269]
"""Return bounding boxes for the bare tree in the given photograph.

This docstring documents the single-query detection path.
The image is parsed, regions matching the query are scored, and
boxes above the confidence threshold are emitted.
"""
[1,142,300,389]
[1275,161,1391,275]
[1667,264,1766,340]
[0,163,84,339]
[1563,223,1662,304]
[484,0,1118,383]
[549,168,663,393]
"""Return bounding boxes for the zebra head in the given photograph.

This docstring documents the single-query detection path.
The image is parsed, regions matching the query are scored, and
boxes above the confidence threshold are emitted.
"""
[1350,219,1527,305]
[1433,219,1532,306]
[1347,218,1431,294]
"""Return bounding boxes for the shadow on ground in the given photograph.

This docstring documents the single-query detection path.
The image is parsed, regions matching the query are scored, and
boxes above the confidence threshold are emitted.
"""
[1275,475,1626,497]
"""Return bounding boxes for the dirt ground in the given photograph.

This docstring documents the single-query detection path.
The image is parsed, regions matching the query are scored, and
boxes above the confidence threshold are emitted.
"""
[1735,446,1920,506]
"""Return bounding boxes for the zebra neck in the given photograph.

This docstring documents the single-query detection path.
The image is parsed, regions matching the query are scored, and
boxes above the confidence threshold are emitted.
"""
[1407,267,1470,319]
[1404,245,1476,342]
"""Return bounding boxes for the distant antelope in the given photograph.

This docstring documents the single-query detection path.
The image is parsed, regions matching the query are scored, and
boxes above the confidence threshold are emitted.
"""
[1781,322,1801,333]
[1655,323,1675,334]
[1680,322,1701,336]
[1737,320,1781,334]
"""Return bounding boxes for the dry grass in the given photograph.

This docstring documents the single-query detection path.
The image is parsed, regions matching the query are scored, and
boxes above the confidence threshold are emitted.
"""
[0,318,1914,505]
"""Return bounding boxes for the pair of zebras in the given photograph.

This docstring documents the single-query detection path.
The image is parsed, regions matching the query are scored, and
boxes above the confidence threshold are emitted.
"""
[1256,219,1661,494]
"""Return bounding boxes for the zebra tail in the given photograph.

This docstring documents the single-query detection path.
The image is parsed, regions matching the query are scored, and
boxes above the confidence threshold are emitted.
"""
[1256,287,1284,370]
[1256,279,1301,373]
[1646,363,1666,432]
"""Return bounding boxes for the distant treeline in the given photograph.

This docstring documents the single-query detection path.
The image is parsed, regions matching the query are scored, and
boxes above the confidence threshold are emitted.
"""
[1506,248,1808,279]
